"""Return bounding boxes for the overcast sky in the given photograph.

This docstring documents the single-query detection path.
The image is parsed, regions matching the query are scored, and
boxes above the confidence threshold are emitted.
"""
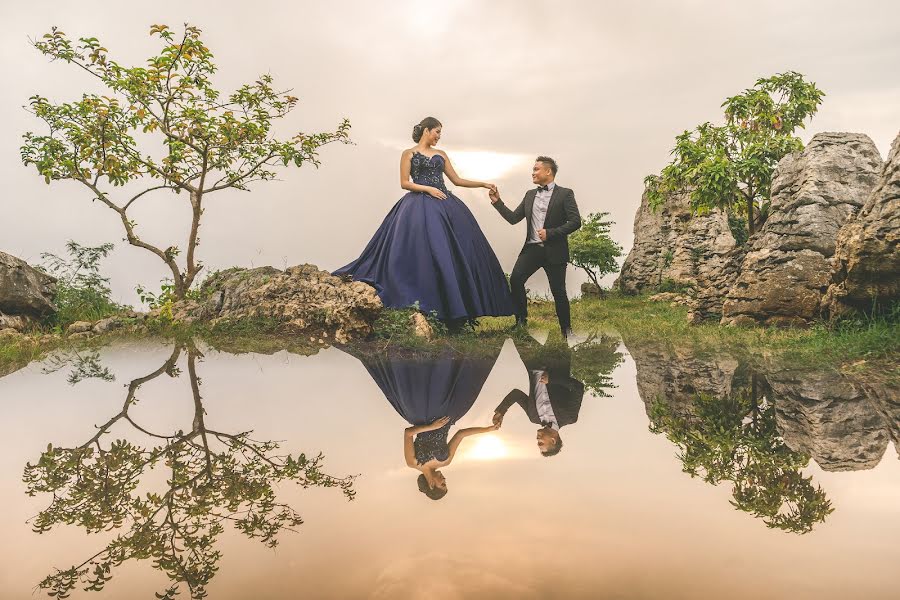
[2,0,899,304]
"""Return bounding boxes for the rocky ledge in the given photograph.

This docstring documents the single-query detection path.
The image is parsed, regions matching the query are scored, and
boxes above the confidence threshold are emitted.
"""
[168,264,383,343]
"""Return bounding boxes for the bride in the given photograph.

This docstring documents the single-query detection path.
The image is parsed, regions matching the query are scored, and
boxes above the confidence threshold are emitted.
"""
[334,117,514,326]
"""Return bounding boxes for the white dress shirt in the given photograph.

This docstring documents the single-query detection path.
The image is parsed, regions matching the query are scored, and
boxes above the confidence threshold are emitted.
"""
[532,369,559,430]
[528,182,555,244]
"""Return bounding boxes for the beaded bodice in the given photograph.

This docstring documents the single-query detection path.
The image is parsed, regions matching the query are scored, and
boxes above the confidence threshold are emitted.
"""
[410,152,449,193]
[413,422,451,465]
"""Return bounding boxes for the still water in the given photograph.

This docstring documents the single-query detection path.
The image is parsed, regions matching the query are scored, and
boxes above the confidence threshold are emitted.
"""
[0,332,898,599]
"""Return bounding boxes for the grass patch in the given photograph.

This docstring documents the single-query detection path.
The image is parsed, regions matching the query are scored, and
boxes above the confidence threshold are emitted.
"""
[525,294,900,376]
[3,294,897,381]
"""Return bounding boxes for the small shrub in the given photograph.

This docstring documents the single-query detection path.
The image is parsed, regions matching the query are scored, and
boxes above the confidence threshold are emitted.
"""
[40,241,123,328]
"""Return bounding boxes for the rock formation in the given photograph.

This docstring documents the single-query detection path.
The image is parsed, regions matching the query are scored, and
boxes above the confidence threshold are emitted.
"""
[823,131,900,318]
[172,264,382,343]
[0,250,57,319]
[629,341,899,472]
[767,366,890,471]
[617,191,737,296]
[626,341,744,420]
[722,133,883,326]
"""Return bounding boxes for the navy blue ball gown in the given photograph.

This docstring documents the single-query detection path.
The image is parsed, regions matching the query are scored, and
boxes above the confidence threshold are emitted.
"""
[342,343,502,464]
[333,151,514,321]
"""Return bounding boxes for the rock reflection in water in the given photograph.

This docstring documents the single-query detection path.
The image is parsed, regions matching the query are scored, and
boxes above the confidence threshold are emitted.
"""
[629,340,899,533]
[23,341,355,600]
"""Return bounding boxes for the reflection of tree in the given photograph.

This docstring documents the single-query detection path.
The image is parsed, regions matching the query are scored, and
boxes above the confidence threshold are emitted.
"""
[41,349,116,385]
[23,342,355,599]
[649,375,833,534]
[570,334,624,398]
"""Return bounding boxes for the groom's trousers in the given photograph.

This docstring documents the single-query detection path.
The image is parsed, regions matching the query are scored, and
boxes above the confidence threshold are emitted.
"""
[509,243,571,333]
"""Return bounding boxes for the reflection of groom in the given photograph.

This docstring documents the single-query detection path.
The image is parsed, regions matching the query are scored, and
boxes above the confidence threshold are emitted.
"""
[489,156,581,336]
[492,335,585,457]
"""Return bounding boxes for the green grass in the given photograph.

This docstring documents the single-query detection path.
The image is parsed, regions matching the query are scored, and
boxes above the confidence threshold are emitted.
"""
[0,336,57,377]
[3,295,897,380]
[526,294,900,377]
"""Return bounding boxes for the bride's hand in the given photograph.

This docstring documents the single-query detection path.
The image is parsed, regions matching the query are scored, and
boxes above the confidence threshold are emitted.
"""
[426,187,447,200]
[483,183,497,193]
[421,416,450,432]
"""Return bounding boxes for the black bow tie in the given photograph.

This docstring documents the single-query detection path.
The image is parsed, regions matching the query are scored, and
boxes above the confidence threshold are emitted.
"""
[537,185,549,192]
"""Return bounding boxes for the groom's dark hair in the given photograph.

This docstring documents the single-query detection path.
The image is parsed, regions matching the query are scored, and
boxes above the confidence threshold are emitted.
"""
[536,156,558,176]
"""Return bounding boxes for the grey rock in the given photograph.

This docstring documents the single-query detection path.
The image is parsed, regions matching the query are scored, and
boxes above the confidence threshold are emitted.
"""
[823,131,900,318]
[580,282,602,298]
[174,264,383,342]
[92,317,124,334]
[0,312,36,332]
[0,250,57,317]
[617,190,740,322]
[626,341,743,421]
[67,321,94,335]
[768,366,891,471]
[723,133,883,326]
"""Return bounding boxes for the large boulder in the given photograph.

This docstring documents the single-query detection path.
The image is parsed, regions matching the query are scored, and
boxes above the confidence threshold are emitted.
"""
[0,250,57,318]
[626,341,744,421]
[822,131,900,318]
[175,264,383,343]
[722,133,883,326]
[768,366,892,471]
[617,190,737,296]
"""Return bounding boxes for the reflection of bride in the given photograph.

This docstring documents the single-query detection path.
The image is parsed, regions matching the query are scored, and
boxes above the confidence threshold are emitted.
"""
[342,343,503,500]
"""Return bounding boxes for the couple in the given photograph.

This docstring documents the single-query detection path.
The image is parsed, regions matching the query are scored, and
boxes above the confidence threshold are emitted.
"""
[333,116,583,335]
[343,334,585,500]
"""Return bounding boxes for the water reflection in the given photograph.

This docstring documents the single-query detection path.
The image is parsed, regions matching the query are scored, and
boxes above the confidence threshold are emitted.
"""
[628,340,899,533]
[5,332,898,598]
[494,334,587,457]
[341,340,505,500]
[23,342,355,599]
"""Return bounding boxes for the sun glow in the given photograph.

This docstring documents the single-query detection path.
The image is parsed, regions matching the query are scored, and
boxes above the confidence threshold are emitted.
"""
[463,434,509,461]
[447,150,530,182]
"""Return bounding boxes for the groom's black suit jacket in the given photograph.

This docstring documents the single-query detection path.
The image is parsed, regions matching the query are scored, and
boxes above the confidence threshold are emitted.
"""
[492,185,582,265]
[494,338,585,428]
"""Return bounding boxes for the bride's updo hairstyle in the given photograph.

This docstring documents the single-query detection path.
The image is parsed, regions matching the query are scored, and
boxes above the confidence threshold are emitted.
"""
[417,473,448,500]
[412,117,442,142]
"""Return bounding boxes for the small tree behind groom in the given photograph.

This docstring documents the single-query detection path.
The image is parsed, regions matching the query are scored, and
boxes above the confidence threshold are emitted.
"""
[489,157,582,336]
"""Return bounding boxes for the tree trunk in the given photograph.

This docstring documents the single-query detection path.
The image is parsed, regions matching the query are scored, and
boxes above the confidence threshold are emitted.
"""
[747,195,755,236]
[182,192,204,297]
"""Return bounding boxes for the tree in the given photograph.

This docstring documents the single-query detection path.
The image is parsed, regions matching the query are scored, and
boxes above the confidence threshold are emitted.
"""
[21,24,351,299]
[568,212,623,291]
[644,72,824,238]
[23,342,355,599]
[570,333,624,398]
[649,376,833,534]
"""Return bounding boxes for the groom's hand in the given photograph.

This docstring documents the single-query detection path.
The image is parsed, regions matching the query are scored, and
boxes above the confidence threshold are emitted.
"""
[488,188,501,204]
[538,229,547,241]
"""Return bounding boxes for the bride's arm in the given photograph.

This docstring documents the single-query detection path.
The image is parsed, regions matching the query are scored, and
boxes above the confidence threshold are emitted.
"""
[444,425,498,463]
[400,149,443,195]
[404,427,418,467]
[439,151,493,190]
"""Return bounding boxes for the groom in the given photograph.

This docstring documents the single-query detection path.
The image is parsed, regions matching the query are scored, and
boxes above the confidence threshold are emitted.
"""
[492,333,585,457]
[489,156,581,336]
